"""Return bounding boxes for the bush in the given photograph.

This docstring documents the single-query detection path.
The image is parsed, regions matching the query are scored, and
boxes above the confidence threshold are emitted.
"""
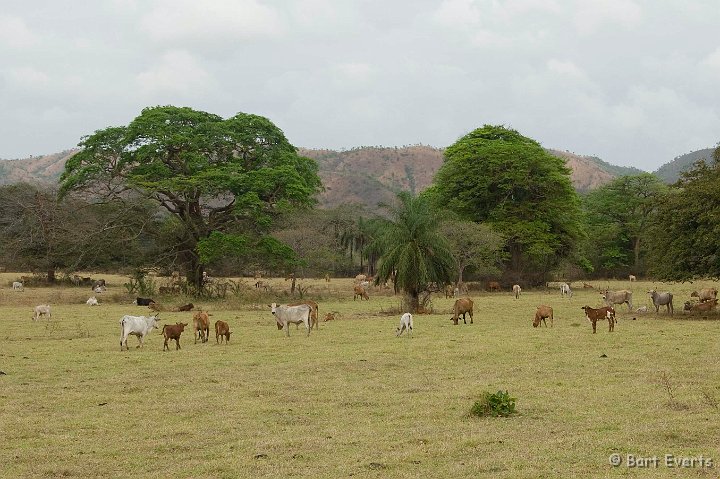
[470,390,517,417]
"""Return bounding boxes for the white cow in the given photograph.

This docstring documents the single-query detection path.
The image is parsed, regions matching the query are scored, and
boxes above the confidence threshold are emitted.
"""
[32,305,51,321]
[560,282,573,298]
[396,312,413,337]
[12,281,24,291]
[86,297,99,306]
[119,314,160,351]
[270,303,311,337]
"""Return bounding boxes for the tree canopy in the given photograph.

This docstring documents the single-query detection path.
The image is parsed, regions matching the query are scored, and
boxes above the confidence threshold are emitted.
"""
[60,106,322,286]
[430,125,582,276]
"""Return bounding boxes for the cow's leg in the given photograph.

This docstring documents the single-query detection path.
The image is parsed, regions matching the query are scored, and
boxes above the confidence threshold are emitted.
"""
[592,320,597,334]
[285,323,290,337]
[164,337,169,351]
[176,338,181,350]
[469,311,473,324]
[305,319,311,337]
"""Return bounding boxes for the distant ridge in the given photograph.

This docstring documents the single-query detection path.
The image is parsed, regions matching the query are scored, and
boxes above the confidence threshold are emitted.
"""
[654,147,716,183]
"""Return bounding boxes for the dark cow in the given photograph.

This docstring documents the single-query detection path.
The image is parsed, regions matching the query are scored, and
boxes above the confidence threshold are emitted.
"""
[136,297,156,306]
[91,279,106,290]
[177,303,194,312]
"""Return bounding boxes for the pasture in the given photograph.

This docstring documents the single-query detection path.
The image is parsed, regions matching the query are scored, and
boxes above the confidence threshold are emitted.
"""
[1,275,719,478]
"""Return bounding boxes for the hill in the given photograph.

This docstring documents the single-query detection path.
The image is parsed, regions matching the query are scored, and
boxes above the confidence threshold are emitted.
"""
[1,145,640,209]
[654,147,716,183]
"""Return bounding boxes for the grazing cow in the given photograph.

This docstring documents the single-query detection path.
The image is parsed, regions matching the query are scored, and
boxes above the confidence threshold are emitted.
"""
[161,322,188,351]
[119,314,160,351]
[487,281,501,292]
[450,298,474,325]
[581,306,616,333]
[690,299,718,313]
[86,297,99,306]
[533,305,553,328]
[136,297,156,306]
[602,290,633,312]
[32,305,51,321]
[288,300,319,330]
[560,283,573,298]
[12,281,23,291]
[512,284,521,299]
[582,282,594,289]
[396,312,413,337]
[629,274,636,282]
[91,279,106,290]
[353,285,369,301]
[215,320,231,344]
[177,303,194,312]
[192,311,211,343]
[648,290,673,315]
[270,303,312,337]
[324,312,338,322]
[691,288,718,303]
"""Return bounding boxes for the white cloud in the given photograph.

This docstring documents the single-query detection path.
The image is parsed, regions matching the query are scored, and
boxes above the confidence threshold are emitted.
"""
[573,0,642,34]
[140,0,283,43]
[0,15,39,48]
[135,50,214,97]
[700,47,720,77]
[433,0,481,28]
[4,66,49,88]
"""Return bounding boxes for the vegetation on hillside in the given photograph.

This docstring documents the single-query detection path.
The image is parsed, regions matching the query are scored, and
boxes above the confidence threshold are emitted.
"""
[654,147,716,184]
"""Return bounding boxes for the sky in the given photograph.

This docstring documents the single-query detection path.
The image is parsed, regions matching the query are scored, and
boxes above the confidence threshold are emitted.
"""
[0,0,718,171]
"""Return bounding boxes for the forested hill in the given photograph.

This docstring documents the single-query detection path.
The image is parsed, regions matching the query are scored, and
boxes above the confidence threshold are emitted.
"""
[654,148,716,183]
[1,145,654,209]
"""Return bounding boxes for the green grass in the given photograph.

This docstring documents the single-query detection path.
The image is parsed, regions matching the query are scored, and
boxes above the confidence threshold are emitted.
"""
[1,275,719,478]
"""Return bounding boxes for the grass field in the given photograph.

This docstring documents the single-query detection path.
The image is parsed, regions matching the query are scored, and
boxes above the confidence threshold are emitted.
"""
[1,274,719,478]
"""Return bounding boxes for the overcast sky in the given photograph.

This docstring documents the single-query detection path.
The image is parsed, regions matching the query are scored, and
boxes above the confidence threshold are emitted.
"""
[1,0,718,171]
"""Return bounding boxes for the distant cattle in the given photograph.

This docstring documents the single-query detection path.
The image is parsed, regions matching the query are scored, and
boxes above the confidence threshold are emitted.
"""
[136,297,156,306]
[629,275,636,282]
[355,274,367,282]
[288,300,319,330]
[582,282,594,289]
[487,281,501,292]
[12,281,23,291]
[353,285,369,301]
[581,306,616,333]
[215,320,231,344]
[396,312,413,338]
[602,290,633,311]
[560,283,573,298]
[86,297,99,306]
[691,288,718,303]
[192,311,211,343]
[533,305,553,328]
[91,279,106,290]
[690,299,718,313]
[648,290,673,315]
[161,322,188,351]
[271,303,311,337]
[177,303,194,312]
[119,314,160,350]
[512,284,521,299]
[254,281,268,291]
[32,305,51,321]
[450,298,474,325]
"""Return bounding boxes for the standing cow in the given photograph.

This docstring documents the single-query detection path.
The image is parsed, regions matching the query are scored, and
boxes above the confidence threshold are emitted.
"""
[271,303,312,337]
[648,290,673,315]
[512,284,521,299]
[602,290,633,312]
[119,314,160,350]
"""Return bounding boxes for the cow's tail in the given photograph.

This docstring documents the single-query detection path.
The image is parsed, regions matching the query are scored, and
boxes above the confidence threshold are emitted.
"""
[159,324,167,335]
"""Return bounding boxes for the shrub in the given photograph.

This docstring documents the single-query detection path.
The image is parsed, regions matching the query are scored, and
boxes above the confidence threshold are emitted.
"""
[470,390,517,417]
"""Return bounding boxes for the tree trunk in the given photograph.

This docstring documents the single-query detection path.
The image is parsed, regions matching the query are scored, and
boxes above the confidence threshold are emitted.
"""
[290,276,296,295]
[633,237,641,268]
[47,268,56,283]
[409,291,420,314]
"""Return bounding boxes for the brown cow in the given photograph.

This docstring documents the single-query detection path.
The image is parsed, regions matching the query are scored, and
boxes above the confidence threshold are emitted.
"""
[533,305,553,328]
[450,298,474,325]
[161,322,188,351]
[177,303,194,312]
[690,299,718,313]
[192,311,211,343]
[691,288,718,303]
[487,281,501,292]
[214,320,231,344]
[581,306,616,333]
[288,300,319,330]
[353,285,369,301]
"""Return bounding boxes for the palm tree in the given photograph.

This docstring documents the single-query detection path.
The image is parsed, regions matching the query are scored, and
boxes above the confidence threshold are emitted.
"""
[372,192,456,313]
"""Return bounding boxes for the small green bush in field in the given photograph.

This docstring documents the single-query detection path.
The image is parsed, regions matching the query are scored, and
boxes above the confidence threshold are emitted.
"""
[470,390,517,417]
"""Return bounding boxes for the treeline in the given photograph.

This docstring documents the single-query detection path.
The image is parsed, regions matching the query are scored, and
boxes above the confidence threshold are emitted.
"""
[0,108,719,293]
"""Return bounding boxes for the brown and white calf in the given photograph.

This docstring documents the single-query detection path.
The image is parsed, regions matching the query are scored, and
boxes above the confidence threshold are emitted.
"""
[581,306,616,333]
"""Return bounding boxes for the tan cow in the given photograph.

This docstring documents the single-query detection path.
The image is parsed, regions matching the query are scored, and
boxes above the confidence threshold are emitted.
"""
[512,284,521,299]
[450,298,474,325]
[192,311,211,343]
[214,320,231,344]
[353,285,369,301]
[533,305,553,328]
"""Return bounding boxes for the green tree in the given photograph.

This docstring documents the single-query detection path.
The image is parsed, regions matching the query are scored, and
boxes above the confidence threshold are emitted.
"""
[372,192,456,312]
[440,219,506,285]
[60,106,322,287]
[430,126,582,277]
[646,150,720,281]
[581,173,668,276]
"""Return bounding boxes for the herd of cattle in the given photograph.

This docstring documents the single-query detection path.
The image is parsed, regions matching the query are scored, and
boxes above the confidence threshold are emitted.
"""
[8,277,720,347]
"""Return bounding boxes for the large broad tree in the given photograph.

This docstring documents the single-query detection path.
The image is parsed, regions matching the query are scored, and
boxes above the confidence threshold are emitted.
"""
[430,125,582,277]
[60,106,322,287]
[581,173,668,276]
[440,219,506,285]
[372,192,456,313]
[646,148,720,281]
